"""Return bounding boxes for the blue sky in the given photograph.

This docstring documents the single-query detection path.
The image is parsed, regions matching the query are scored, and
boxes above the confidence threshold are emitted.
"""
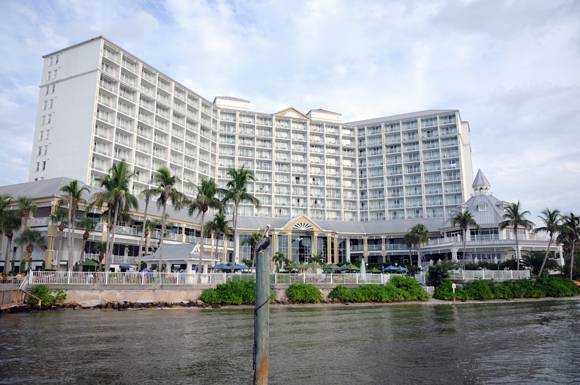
[0,0,579,220]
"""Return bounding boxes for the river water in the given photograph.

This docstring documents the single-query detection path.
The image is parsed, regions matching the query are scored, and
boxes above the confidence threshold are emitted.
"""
[1,299,579,384]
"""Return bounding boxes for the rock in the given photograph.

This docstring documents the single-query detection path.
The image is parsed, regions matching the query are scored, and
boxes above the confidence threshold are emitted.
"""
[212,303,221,309]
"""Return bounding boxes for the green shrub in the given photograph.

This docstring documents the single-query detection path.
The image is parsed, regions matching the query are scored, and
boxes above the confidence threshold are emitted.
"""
[433,276,580,301]
[428,265,449,287]
[286,283,323,303]
[199,280,275,305]
[328,277,430,302]
[27,285,66,305]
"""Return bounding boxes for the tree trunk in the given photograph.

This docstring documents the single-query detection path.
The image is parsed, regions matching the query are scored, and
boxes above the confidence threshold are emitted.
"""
[158,200,168,273]
[137,198,150,271]
[104,204,112,258]
[67,192,74,272]
[408,248,412,265]
[19,211,26,271]
[570,238,576,281]
[251,247,256,271]
[81,234,88,264]
[538,235,553,278]
[3,235,12,274]
[56,230,64,272]
[417,245,422,269]
[231,203,238,273]
[105,196,120,273]
[462,228,467,269]
[198,211,206,280]
[514,225,520,271]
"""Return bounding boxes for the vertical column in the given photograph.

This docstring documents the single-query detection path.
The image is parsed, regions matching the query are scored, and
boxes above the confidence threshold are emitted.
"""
[182,223,186,244]
[363,236,368,263]
[210,232,215,258]
[334,235,338,265]
[381,236,386,263]
[326,234,332,264]
[312,233,318,255]
[287,233,292,262]
[234,232,240,264]
[451,248,458,261]
[346,237,351,263]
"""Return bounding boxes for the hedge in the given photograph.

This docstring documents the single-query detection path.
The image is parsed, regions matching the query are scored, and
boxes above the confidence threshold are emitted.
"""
[328,276,430,302]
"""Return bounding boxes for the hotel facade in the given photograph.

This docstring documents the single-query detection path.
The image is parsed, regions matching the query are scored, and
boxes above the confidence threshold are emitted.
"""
[0,36,554,271]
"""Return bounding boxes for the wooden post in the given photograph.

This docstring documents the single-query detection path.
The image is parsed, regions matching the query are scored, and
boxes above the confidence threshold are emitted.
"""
[254,249,270,384]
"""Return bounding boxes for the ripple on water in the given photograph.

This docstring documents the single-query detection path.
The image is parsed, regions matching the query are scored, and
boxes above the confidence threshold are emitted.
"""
[1,299,580,384]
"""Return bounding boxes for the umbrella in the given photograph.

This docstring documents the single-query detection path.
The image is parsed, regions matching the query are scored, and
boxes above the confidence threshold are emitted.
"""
[119,265,133,269]
[79,260,100,266]
[342,263,360,271]
[323,263,341,270]
[233,264,248,270]
[215,263,230,270]
[397,266,408,271]
[383,265,398,272]
[368,268,381,273]
[304,262,323,270]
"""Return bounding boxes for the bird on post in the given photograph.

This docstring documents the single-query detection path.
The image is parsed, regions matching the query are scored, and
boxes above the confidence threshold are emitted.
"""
[255,224,271,254]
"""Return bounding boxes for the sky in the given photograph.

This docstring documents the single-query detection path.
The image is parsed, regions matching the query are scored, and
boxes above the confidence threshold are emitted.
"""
[0,0,579,221]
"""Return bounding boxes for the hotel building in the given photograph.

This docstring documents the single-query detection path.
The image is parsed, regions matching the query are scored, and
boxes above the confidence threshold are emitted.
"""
[0,36,552,271]
[29,36,473,223]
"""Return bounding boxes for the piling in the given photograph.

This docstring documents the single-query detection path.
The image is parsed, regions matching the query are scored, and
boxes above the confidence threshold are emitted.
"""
[253,250,270,384]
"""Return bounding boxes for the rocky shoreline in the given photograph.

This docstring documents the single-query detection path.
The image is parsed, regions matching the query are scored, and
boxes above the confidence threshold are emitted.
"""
[3,295,579,314]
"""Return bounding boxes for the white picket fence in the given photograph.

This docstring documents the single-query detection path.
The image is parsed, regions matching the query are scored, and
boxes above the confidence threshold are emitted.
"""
[448,270,530,280]
[29,271,392,286]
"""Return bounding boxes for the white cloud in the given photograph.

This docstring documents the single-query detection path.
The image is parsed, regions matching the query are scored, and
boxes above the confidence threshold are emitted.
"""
[0,0,578,220]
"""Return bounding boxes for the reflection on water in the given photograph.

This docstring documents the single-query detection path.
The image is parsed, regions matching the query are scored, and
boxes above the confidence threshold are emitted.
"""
[1,299,580,384]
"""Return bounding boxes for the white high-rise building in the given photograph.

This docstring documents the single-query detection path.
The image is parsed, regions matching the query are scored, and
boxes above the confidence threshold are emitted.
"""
[29,36,473,222]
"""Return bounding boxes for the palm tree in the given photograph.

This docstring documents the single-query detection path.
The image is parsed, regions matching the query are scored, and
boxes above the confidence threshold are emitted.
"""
[522,250,559,276]
[149,167,185,272]
[204,210,232,261]
[59,180,90,272]
[534,208,562,277]
[1,211,20,274]
[77,216,98,263]
[15,229,46,272]
[499,201,535,271]
[401,233,416,265]
[219,166,260,273]
[93,241,108,269]
[16,197,38,271]
[273,251,290,273]
[241,231,263,270]
[241,258,253,271]
[0,194,12,272]
[92,161,138,272]
[310,252,325,265]
[136,188,156,273]
[451,210,480,268]
[49,209,68,272]
[410,224,429,269]
[188,178,223,275]
[560,213,579,280]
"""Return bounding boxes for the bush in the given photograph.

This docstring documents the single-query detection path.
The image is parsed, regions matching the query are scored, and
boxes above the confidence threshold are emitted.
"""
[432,276,580,300]
[328,276,429,302]
[286,283,323,303]
[27,285,66,305]
[428,265,449,287]
[199,280,274,305]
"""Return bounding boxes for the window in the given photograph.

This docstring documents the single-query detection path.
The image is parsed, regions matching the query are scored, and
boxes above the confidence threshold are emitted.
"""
[43,100,47,110]
[37,146,41,156]
[45,86,49,95]
[47,114,51,124]
[39,131,44,140]
[49,99,53,108]
[42,161,46,171]
[49,57,53,66]
[43,145,48,155]
[56,55,59,64]
[41,116,45,125]
[35,162,40,172]
[45,129,49,140]
[53,69,57,78]
[51,84,55,93]
[478,205,487,212]
[47,71,51,81]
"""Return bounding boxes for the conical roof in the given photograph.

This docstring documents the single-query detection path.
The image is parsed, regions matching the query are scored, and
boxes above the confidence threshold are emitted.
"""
[472,169,491,189]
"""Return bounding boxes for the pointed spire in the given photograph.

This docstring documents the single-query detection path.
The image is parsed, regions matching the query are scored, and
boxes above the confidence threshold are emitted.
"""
[472,169,491,189]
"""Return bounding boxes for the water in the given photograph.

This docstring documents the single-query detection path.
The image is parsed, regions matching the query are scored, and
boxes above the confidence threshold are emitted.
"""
[1,299,580,384]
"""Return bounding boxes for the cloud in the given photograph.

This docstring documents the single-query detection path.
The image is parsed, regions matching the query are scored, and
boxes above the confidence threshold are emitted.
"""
[0,0,578,220]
